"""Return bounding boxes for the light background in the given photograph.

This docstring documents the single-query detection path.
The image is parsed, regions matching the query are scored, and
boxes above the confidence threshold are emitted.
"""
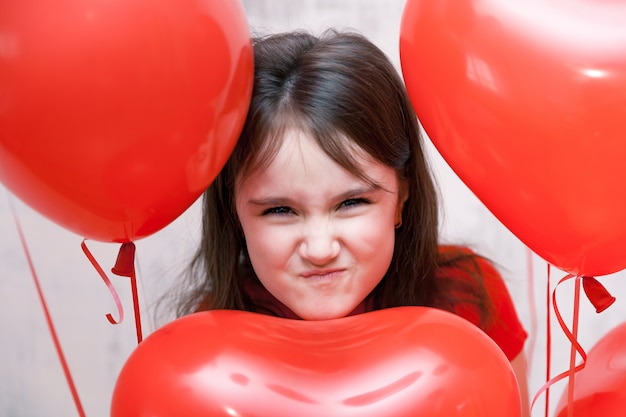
[2,1,626,416]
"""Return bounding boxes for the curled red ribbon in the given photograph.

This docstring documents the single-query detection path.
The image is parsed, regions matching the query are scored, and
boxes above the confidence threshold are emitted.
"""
[111,242,143,344]
[10,204,145,417]
[81,240,124,325]
[532,271,616,417]
[81,240,143,344]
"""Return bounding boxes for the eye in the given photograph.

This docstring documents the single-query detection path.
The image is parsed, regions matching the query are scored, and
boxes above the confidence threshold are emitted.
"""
[339,197,371,209]
[262,206,295,216]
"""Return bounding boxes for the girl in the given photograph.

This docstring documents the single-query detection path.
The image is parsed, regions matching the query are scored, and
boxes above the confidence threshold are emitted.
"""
[172,29,529,414]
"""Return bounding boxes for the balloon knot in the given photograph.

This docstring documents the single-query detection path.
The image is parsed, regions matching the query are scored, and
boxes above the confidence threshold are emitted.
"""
[111,242,136,277]
[582,276,616,313]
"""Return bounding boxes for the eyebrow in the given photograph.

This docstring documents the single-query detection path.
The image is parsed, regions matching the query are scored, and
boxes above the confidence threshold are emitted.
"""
[247,184,383,207]
[247,196,296,207]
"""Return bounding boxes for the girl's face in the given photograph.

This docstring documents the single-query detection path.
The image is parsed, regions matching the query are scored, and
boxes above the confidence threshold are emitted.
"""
[235,129,406,320]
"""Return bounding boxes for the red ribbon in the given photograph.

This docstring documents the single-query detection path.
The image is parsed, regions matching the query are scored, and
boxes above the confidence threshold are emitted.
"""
[532,269,616,417]
[111,242,143,344]
[9,194,144,417]
[81,240,124,325]
[544,263,552,417]
[81,240,143,344]
[10,201,86,417]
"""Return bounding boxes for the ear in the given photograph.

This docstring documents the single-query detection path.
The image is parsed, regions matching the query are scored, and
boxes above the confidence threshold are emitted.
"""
[395,178,409,227]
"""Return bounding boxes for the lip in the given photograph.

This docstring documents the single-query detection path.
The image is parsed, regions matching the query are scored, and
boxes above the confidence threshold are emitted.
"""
[300,268,345,280]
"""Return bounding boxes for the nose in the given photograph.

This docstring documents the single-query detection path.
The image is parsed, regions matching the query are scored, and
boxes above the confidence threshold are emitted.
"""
[298,218,340,265]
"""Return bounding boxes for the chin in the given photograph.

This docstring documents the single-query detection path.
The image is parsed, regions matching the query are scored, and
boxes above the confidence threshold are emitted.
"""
[295,307,353,321]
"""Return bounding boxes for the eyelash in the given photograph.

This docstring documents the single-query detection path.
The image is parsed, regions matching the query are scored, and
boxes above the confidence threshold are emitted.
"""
[262,206,294,216]
[339,197,371,208]
[261,198,371,216]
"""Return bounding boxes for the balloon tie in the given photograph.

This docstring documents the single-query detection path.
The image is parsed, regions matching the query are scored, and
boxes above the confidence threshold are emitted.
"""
[9,199,86,417]
[581,276,615,313]
[111,242,143,344]
[81,240,143,344]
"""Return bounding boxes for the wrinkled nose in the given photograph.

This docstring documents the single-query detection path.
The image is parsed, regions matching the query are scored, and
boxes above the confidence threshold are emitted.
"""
[298,220,340,265]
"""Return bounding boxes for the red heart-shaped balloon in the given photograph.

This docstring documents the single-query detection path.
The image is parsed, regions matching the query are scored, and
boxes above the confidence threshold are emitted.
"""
[0,0,252,242]
[111,307,520,417]
[400,0,626,276]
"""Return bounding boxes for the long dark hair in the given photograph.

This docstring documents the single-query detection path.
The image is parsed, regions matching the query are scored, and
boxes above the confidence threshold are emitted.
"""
[172,29,492,324]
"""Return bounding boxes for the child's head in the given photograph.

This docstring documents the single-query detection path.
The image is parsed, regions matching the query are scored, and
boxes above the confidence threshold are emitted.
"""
[181,30,440,316]
[234,125,406,319]
[233,30,413,191]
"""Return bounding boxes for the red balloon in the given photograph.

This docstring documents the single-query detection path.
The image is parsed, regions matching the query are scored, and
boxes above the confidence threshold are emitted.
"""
[400,0,626,276]
[0,0,253,242]
[111,307,521,417]
[555,322,626,417]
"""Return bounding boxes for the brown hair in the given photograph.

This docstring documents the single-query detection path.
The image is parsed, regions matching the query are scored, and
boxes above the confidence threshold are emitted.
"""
[172,29,492,324]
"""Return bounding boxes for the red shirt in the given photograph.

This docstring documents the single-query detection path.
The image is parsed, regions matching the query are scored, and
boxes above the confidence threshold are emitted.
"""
[438,246,528,360]
[243,246,527,361]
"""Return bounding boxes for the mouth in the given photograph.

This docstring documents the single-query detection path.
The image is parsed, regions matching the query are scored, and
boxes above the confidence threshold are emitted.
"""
[301,269,345,282]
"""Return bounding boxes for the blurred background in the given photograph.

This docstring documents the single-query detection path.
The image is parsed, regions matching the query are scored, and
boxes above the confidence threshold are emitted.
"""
[2,1,626,416]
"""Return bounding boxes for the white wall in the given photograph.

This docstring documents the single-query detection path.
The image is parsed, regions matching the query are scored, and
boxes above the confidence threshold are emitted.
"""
[2,1,626,416]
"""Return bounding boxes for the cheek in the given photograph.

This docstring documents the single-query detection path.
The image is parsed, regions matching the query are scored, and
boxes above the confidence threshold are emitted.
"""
[345,212,396,265]
[369,226,396,265]
[241,222,295,274]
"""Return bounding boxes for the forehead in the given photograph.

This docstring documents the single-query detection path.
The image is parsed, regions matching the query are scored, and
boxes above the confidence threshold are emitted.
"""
[235,129,399,199]
[267,130,350,174]
[238,127,377,183]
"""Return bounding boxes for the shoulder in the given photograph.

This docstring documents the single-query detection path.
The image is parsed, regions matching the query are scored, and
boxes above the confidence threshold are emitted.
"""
[436,244,497,289]
[438,245,516,309]
[437,245,528,361]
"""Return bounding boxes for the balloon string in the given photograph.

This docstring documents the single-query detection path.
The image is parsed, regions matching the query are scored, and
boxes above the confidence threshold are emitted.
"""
[532,273,586,410]
[9,202,86,417]
[566,276,582,417]
[81,240,124,325]
[544,263,552,417]
[81,240,143,344]
[525,248,538,378]
[131,269,142,343]
[133,252,149,338]
[111,242,143,344]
